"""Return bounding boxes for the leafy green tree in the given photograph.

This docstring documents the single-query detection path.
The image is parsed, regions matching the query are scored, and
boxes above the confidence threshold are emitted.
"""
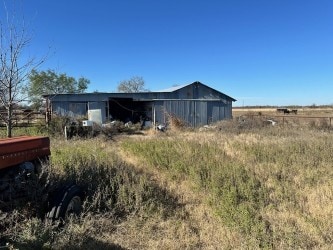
[27,69,90,108]
[117,76,148,93]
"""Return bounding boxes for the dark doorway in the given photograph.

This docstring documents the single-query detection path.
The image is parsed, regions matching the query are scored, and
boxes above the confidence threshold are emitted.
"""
[108,98,152,123]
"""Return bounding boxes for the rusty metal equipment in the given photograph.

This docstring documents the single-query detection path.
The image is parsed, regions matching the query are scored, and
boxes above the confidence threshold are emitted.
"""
[0,136,50,169]
[0,136,83,220]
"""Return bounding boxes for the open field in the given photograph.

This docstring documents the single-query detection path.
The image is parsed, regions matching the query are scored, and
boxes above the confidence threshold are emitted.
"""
[1,114,333,249]
[233,106,333,117]
[233,107,333,129]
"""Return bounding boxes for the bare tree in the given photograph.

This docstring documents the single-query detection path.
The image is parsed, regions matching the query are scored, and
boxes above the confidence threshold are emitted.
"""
[117,76,148,93]
[0,2,44,137]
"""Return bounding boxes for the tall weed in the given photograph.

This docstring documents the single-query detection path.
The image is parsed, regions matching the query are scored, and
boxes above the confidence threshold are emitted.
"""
[121,137,271,246]
[121,127,333,248]
[1,137,180,248]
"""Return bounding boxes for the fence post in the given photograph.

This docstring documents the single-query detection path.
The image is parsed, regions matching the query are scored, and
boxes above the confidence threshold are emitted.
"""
[64,126,68,140]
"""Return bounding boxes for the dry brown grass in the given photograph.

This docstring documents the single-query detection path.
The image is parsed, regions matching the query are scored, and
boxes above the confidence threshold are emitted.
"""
[1,111,333,249]
[120,123,333,248]
[233,106,333,117]
[115,139,240,249]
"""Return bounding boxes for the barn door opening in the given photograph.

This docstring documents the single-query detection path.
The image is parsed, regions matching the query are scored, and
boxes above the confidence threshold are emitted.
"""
[108,98,152,124]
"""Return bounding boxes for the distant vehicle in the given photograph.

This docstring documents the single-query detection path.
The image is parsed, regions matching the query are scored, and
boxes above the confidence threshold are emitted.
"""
[0,136,83,219]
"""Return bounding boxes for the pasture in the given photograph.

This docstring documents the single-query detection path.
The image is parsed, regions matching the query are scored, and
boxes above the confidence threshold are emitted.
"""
[233,106,333,129]
[233,106,333,117]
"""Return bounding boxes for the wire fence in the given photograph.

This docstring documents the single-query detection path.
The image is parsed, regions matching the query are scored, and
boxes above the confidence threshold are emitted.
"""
[241,113,333,128]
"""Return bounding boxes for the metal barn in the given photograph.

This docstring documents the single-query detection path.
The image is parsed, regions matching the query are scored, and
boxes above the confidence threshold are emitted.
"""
[43,81,236,127]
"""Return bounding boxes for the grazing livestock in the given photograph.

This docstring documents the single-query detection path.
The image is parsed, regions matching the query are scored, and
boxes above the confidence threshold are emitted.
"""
[276,108,297,114]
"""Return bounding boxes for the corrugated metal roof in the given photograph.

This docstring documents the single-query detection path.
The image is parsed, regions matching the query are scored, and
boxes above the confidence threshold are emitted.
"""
[154,81,236,102]
[154,83,189,92]
[44,81,236,102]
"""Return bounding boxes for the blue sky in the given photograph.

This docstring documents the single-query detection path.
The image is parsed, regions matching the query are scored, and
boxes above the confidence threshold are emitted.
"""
[2,0,333,106]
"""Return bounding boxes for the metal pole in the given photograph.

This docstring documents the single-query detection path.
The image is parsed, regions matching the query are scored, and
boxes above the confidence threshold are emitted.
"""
[153,104,156,130]
[64,126,68,140]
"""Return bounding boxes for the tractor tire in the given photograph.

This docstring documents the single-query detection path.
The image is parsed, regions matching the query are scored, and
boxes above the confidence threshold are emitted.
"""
[46,184,83,220]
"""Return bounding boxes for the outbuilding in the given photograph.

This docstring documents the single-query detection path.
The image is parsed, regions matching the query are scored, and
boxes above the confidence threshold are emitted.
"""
[43,81,236,127]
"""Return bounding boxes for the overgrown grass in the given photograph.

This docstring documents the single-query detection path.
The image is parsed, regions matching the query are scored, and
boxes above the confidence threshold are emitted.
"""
[50,139,179,217]
[1,118,333,249]
[0,126,47,137]
[1,138,181,249]
[233,131,333,248]
[121,137,273,247]
[120,125,333,248]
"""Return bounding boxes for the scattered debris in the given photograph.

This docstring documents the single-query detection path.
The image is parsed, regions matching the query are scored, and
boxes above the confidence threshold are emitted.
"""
[199,125,217,132]
[157,124,166,132]
[125,121,133,127]
[266,119,277,126]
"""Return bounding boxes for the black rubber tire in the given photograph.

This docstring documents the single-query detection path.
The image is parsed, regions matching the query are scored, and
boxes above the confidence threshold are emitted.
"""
[46,184,83,220]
